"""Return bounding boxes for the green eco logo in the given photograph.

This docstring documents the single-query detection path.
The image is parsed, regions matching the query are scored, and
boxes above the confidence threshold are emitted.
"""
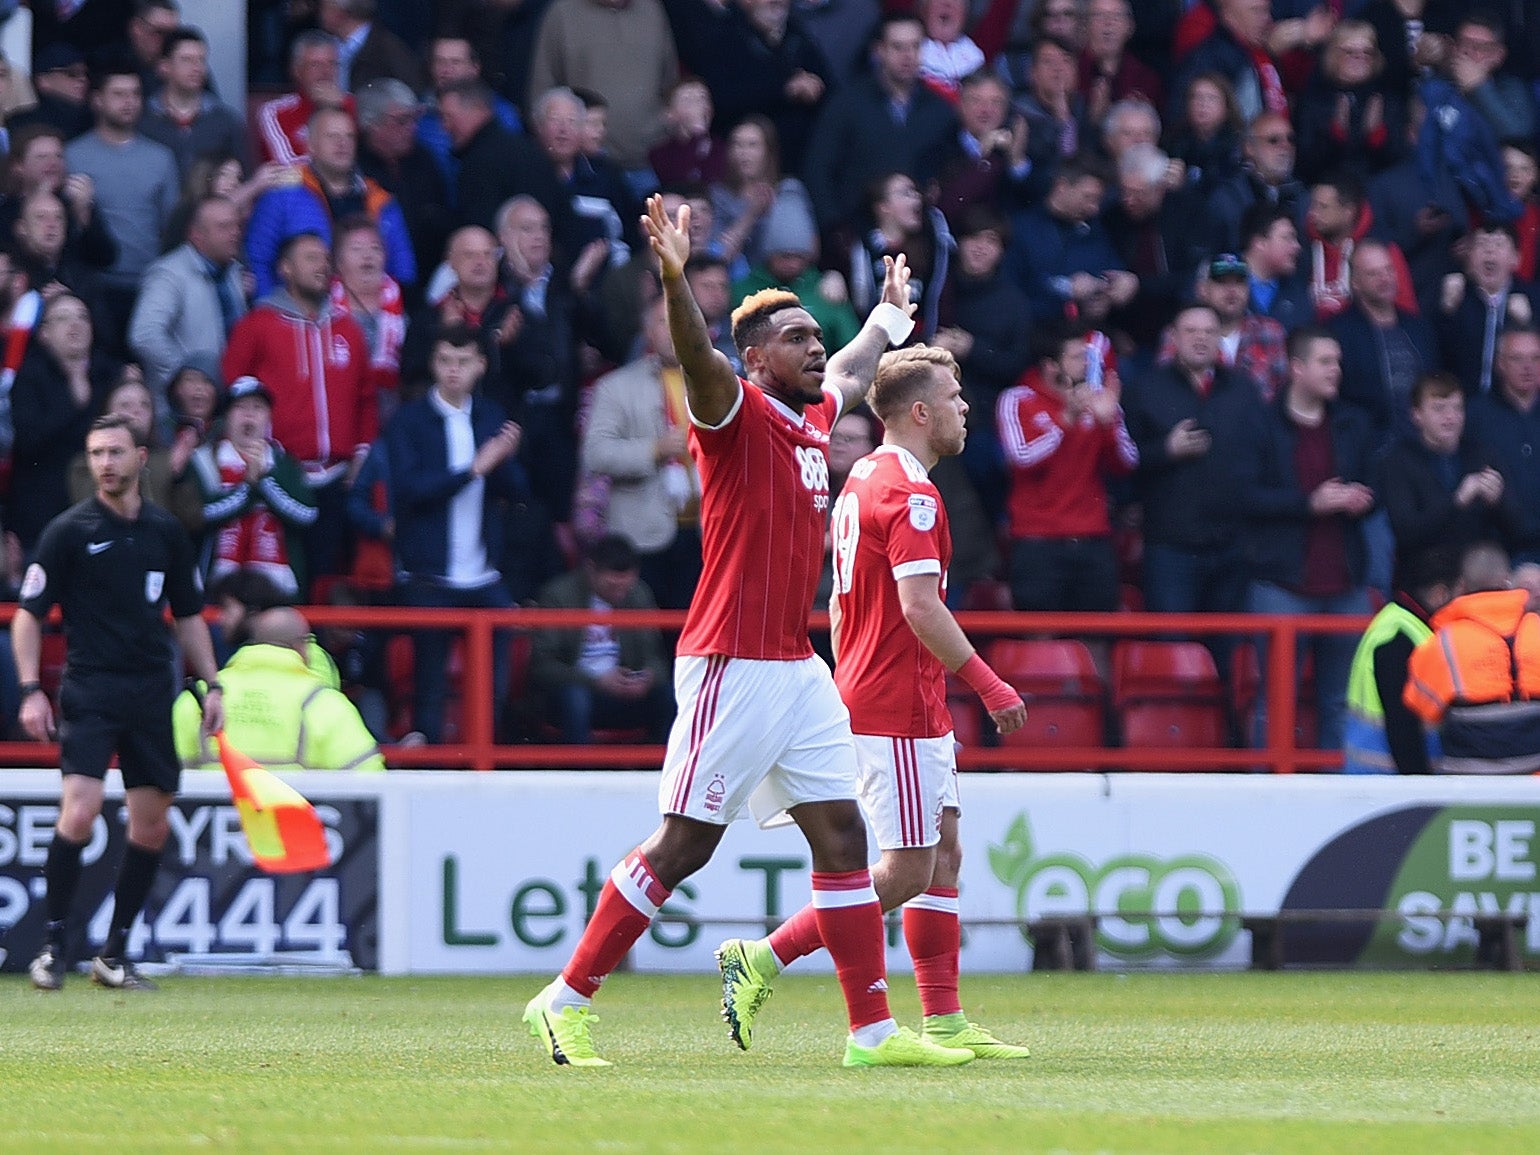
[989,815,1242,961]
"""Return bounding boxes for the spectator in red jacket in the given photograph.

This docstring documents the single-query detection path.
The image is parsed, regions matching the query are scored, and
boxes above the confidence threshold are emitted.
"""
[255,30,355,165]
[995,317,1137,611]
[222,231,373,583]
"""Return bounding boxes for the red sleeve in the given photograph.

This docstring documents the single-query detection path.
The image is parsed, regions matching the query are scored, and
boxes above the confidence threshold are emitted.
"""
[970,0,1021,62]
[221,313,259,384]
[689,376,754,458]
[1173,4,1216,62]
[1390,244,1419,316]
[879,475,946,577]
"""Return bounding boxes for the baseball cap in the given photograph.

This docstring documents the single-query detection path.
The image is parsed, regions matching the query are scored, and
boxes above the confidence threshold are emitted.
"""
[225,375,274,408]
[1208,253,1249,281]
[36,44,86,74]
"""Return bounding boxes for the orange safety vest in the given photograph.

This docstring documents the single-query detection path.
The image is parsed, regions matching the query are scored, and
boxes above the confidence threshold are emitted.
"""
[1404,589,1540,774]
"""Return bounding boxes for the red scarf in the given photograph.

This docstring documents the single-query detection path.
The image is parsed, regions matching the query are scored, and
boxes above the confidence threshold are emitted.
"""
[1247,44,1289,114]
[1,291,40,391]
[210,440,294,592]
[330,275,404,393]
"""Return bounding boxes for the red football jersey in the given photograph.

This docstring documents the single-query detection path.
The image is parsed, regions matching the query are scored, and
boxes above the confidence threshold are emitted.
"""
[830,446,953,738]
[677,380,840,660]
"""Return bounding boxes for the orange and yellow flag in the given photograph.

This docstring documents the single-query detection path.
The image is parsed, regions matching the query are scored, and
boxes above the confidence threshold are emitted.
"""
[216,733,333,874]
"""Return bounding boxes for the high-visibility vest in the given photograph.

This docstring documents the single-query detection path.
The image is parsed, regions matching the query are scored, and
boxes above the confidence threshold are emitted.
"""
[173,643,384,772]
[1342,601,1436,774]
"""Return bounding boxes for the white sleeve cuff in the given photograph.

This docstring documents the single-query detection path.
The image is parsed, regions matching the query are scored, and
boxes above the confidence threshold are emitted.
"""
[871,301,916,347]
[892,559,942,580]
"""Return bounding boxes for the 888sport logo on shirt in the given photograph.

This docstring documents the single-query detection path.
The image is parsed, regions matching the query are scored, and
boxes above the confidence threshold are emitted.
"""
[794,445,830,512]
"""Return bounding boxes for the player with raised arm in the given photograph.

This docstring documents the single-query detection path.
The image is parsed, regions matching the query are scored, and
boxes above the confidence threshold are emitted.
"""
[522,198,974,1069]
[715,345,1032,1058]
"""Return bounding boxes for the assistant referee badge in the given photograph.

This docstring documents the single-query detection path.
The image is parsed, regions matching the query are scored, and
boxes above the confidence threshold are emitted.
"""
[19,563,44,600]
[908,493,938,532]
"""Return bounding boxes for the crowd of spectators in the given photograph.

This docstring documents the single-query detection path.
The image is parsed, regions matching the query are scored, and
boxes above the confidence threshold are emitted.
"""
[8,0,1540,756]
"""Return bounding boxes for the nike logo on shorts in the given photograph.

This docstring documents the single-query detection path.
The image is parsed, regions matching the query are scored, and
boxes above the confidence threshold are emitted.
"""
[87,541,112,555]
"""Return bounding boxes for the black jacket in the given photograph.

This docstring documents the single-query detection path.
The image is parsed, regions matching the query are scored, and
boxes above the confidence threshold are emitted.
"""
[1207,169,1305,254]
[802,76,956,232]
[941,268,1034,403]
[359,141,454,304]
[1380,433,1526,577]
[1432,281,1539,397]
[1328,303,1438,443]
[453,119,569,243]
[1235,396,1377,589]
[1467,390,1540,555]
[1124,361,1265,548]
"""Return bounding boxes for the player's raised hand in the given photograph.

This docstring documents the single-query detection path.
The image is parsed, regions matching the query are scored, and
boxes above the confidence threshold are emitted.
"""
[879,254,917,319]
[642,194,691,280]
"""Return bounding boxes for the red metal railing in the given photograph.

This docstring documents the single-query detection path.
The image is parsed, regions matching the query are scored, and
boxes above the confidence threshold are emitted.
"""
[0,604,1369,774]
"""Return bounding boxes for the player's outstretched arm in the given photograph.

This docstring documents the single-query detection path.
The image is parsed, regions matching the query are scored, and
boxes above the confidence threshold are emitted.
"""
[642,195,739,427]
[896,575,1026,735]
[825,254,917,416]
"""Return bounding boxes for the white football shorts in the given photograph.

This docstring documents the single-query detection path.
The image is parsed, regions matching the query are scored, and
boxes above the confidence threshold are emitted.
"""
[659,653,858,828]
[852,732,960,850]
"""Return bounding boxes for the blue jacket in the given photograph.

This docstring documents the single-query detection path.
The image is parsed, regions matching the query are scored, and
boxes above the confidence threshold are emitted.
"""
[1416,76,1521,226]
[245,175,416,299]
[1005,206,1125,322]
[384,393,529,582]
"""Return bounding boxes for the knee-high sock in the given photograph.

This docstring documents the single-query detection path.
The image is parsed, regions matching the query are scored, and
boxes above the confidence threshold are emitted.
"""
[43,831,88,932]
[903,886,962,1019]
[811,869,891,1031]
[560,850,670,998]
[102,842,164,958]
[767,902,823,969]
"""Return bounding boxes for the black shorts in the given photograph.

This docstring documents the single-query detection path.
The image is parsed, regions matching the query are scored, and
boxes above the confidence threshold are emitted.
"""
[58,670,180,794]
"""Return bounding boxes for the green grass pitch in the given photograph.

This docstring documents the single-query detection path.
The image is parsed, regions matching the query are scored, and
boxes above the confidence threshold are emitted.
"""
[3,971,1539,1153]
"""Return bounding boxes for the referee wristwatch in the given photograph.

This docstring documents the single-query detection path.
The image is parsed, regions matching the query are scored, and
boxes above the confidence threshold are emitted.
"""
[207,681,224,693]
[18,681,42,697]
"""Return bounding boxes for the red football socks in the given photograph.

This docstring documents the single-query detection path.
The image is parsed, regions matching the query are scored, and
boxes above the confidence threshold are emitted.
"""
[810,869,891,1031]
[767,902,823,968]
[560,849,670,998]
[903,887,962,1018]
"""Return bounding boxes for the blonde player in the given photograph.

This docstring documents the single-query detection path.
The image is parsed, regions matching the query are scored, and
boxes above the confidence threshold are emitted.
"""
[522,198,975,1069]
[716,346,1032,1058]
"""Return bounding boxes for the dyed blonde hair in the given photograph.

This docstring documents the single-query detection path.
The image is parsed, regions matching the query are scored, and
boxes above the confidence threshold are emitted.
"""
[869,344,959,422]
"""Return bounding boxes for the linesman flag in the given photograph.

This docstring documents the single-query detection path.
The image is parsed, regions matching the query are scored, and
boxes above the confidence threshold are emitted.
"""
[216,733,333,874]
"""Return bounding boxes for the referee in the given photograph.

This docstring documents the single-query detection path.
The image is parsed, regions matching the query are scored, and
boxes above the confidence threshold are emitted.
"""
[13,414,225,991]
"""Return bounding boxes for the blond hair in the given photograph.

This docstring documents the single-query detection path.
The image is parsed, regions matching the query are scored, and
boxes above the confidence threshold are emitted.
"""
[869,345,959,422]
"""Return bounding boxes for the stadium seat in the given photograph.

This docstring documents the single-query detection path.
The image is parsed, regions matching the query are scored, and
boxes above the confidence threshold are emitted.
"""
[1118,700,1228,748]
[987,638,1103,697]
[1112,640,1223,701]
[1000,697,1105,750]
[1112,641,1227,751]
[987,639,1106,756]
[1231,642,1320,749]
